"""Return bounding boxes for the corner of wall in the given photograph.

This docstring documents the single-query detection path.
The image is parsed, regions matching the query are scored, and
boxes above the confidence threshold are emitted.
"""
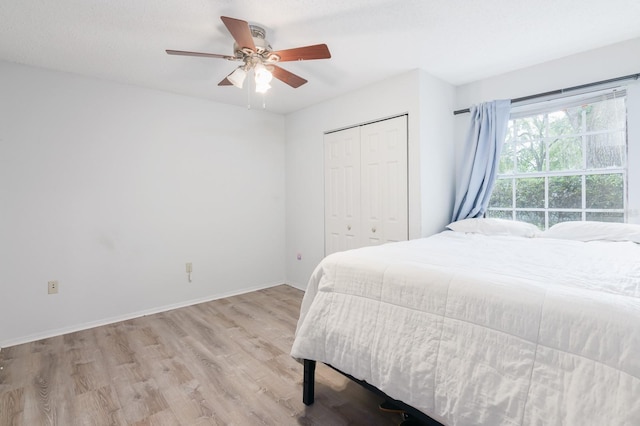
[417,70,457,237]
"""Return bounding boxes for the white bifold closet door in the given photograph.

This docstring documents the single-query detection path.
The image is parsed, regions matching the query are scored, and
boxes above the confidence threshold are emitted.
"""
[324,115,408,255]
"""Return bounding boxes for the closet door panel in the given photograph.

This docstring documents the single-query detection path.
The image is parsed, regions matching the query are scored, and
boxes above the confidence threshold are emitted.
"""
[324,127,361,255]
[362,139,383,246]
[361,116,408,245]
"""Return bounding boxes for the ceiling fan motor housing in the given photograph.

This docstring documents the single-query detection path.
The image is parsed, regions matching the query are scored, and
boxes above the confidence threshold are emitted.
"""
[234,25,272,57]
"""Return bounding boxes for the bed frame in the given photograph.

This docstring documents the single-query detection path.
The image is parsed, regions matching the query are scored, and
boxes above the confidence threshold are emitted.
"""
[302,359,444,425]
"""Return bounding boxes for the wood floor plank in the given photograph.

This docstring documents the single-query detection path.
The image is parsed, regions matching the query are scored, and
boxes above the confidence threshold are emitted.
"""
[0,285,399,425]
[0,387,24,425]
[72,385,127,425]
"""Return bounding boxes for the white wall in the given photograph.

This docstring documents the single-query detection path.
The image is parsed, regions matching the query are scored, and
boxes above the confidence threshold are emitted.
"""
[419,71,457,234]
[284,69,455,289]
[628,84,640,224]
[0,61,286,347]
[454,37,640,224]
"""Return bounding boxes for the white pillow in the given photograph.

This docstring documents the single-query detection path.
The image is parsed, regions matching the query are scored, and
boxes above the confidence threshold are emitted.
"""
[541,221,640,243]
[446,218,541,237]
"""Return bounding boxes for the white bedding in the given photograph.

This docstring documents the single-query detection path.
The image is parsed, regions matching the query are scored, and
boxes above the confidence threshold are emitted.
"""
[290,232,640,426]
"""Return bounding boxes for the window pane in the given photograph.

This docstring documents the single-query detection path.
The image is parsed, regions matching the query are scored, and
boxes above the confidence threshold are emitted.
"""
[585,174,624,209]
[499,142,515,174]
[505,121,517,144]
[548,107,583,138]
[516,177,545,208]
[548,175,582,209]
[516,139,546,172]
[549,211,582,227]
[487,210,512,220]
[490,179,513,208]
[585,97,625,132]
[514,116,545,139]
[586,131,626,169]
[548,137,582,171]
[585,212,624,223]
[516,211,545,229]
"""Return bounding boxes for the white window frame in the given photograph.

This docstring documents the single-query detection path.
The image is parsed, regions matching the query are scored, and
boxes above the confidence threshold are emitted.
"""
[488,89,628,229]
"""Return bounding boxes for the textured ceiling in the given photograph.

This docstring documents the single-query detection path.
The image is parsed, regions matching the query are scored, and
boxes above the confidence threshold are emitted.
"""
[1,0,640,114]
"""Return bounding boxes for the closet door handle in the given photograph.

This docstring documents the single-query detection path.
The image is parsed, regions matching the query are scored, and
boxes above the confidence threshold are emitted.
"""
[371,227,376,233]
[347,225,352,231]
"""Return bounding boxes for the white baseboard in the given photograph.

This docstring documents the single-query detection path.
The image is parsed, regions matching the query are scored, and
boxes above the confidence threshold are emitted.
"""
[1,282,286,349]
[288,281,307,291]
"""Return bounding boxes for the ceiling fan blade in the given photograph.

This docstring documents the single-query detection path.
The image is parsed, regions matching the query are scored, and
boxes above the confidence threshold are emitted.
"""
[218,77,233,86]
[221,16,256,51]
[271,44,331,62]
[271,65,307,88]
[166,49,232,59]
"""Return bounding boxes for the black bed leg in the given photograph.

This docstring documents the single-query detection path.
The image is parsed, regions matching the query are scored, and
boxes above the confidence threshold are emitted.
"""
[303,359,316,405]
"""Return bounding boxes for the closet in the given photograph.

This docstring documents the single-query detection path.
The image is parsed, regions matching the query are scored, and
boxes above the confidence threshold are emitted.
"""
[324,115,408,255]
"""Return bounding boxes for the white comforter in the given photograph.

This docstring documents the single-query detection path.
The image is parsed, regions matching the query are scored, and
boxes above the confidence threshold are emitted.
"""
[290,232,640,426]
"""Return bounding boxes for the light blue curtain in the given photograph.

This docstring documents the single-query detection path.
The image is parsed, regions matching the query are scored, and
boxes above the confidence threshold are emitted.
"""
[451,99,511,222]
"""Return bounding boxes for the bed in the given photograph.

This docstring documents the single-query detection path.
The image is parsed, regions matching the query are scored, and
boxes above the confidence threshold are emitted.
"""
[290,219,640,425]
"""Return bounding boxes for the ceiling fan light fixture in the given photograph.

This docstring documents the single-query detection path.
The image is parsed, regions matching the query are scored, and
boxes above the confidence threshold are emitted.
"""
[227,67,247,88]
[255,82,271,94]
[254,62,273,85]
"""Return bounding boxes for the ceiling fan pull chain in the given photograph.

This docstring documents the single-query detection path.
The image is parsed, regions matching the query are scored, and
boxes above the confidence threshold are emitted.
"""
[247,74,251,109]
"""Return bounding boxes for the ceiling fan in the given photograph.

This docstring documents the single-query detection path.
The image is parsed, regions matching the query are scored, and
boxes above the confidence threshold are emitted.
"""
[166,16,331,93]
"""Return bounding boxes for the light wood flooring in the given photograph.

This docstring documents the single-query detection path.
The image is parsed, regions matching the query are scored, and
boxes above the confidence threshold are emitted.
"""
[0,285,403,425]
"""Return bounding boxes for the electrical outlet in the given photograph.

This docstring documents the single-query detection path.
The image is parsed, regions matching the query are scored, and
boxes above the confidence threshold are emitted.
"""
[185,262,193,283]
[48,280,59,294]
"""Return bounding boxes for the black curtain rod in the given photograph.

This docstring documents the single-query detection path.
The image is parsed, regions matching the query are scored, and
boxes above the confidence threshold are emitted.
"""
[453,72,640,115]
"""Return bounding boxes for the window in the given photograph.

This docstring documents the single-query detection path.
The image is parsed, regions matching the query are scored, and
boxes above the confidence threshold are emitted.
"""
[488,90,627,229]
